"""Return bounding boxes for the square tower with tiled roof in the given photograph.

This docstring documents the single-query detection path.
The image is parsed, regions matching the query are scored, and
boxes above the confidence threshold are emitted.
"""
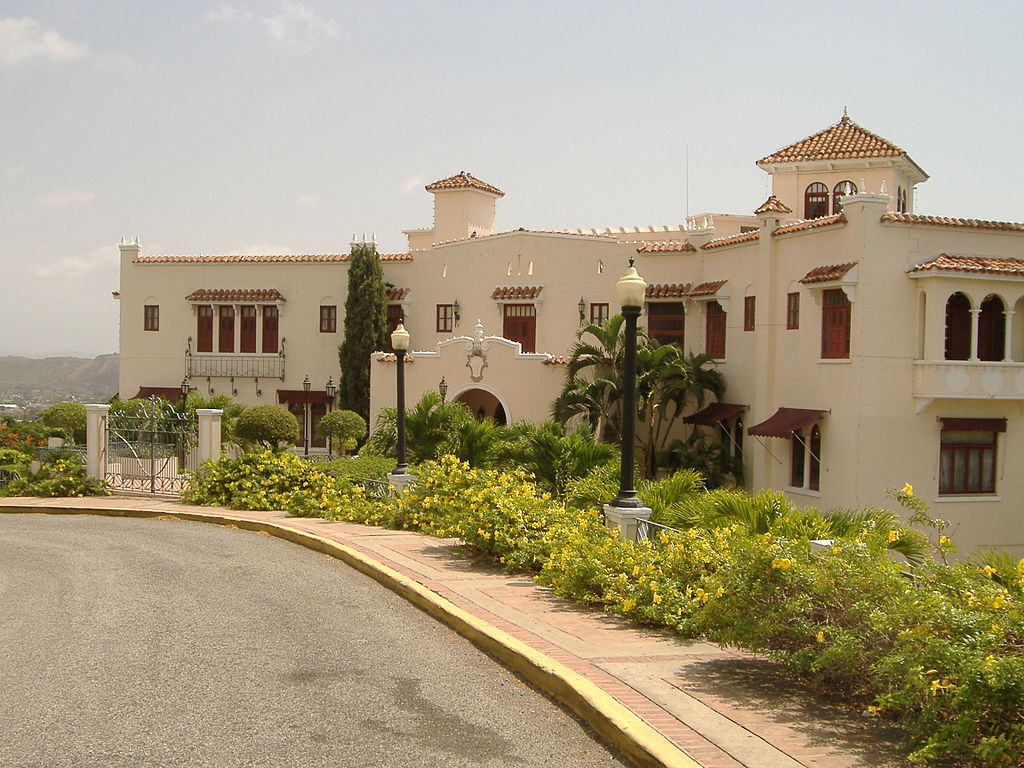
[405,171,504,250]
[757,111,928,221]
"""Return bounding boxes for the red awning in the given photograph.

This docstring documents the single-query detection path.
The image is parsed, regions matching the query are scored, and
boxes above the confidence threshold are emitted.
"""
[748,408,827,437]
[277,389,329,404]
[939,417,1007,433]
[683,402,745,425]
[132,386,184,404]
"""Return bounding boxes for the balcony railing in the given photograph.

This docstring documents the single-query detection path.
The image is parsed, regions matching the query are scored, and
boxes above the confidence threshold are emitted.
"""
[913,360,1024,403]
[186,353,285,379]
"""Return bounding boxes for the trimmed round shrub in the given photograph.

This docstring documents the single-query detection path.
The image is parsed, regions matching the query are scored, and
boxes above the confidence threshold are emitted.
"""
[234,405,300,449]
[40,402,87,444]
[317,409,367,454]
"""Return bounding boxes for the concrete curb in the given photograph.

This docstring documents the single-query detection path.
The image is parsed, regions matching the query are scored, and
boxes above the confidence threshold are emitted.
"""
[1,504,701,768]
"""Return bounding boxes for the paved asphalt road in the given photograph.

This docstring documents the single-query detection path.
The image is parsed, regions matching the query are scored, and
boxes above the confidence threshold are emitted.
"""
[0,514,629,768]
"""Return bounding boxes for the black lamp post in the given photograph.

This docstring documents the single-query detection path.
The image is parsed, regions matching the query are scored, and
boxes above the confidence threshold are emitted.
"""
[438,377,448,403]
[391,323,410,475]
[325,376,337,455]
[179,377,190,408]
[452,299,461,328]
[578,296,586,325]
[608,259,647,509]
[302,375,311,457]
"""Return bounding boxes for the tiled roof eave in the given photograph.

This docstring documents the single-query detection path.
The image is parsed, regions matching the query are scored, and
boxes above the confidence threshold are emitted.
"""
[907,267,1024,281]
[773,214,847,238]
[701,231,760,251]
[882,213,1024,233]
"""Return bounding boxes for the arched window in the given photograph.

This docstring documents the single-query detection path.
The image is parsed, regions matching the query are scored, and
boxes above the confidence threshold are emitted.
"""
[808,425,821,491]
[978,295,1006,362]
[897,186,907,213]
[832,181,857,214]
[944,293,971,360]
[804,183,829,219]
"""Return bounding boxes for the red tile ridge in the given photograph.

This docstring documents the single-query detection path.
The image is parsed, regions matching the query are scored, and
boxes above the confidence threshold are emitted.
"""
[687,280,727,297]
[882,212,1024,232]
[646,283,691,298]
[755,195,793,215]
[701,231,760,250]
[425,171,505,197]
[491,285,543,300]
[908,253,1024,276]
[636,241,696,253]
[799,262,857,284]
[774,214,846,236]
[185,288,286,302]
[385,287,411,301]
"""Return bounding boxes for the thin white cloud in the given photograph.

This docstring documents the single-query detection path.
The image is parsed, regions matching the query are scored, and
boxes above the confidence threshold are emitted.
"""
[34,189,96,207]
[401,175,427,195]
[206,1,339,50]
[0,17,90,66]
[31,245,118,279]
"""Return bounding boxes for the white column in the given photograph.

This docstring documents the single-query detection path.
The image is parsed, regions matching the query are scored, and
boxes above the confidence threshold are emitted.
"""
[85,404,110,480]
[970,309,981,362]
[196,409,223,463]
[1004,310,1015,362]
[603,504,653,542]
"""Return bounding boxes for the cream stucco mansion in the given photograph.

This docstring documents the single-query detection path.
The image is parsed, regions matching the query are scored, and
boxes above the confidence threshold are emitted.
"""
[115,114,1024,556]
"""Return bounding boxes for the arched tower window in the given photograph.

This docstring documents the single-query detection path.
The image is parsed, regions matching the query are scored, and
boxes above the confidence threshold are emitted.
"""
[804,183,828,219]
[978,295,1006,362]
[944,293,971,360]
[832,181,856,214]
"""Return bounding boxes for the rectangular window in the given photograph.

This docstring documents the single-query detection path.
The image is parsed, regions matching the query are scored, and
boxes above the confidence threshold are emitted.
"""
[144,305,159,331]
[197,305,214,352]
[436,304,454,333]
[503,304,537,353]
[319,305,337,333]
[648,302,684,347]
[218,306,235,353]
[786,292,800,330]
[262,306,279,353]
[240,305,257,353]
[706,300,726,359]
[590,303,610,327]
[940,430,997,495]
[821,289,851,359]
[743,296,756,332]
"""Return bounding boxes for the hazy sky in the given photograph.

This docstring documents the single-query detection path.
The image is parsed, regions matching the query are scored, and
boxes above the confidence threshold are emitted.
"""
[3,0,1023,357]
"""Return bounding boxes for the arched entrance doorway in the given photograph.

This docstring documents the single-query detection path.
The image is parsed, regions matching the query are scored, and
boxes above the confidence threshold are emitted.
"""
[454,388,507,425]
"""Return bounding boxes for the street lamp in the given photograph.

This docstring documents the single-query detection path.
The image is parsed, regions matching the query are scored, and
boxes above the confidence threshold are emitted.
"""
[302,375,311,457]
[325,377,337,455]
[608,259,647,514]
[438,377,448,403]
[179,377,191,407]
[391,323,411,477]
[578,296,586,325]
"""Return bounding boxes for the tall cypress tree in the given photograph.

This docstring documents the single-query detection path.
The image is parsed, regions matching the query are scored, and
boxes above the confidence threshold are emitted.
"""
[338,242,389,422]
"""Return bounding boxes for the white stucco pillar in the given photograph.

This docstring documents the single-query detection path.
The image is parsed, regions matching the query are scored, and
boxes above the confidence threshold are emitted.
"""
[970,309,981,361]
[196,409,223,463]
[603,504,653,542]
[1004,310,1015,362]
[85,404,110,481]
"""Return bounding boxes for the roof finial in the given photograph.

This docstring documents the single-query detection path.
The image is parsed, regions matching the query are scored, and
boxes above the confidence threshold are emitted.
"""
[841,106,850,124]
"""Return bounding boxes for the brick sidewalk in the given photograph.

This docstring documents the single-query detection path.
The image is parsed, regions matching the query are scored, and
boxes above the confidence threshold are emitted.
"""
[0,497,911,768]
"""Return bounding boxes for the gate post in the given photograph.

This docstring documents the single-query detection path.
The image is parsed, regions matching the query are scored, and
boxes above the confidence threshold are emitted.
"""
[85,404,110,481]
[196,409,223,463]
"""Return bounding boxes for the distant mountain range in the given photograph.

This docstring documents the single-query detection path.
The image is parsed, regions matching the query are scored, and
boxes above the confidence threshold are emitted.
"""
[0,354,119,408]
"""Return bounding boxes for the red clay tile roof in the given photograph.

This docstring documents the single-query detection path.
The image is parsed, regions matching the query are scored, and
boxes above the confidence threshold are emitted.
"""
[758,114,906,165]
[799,263,857,284]
[755,195,793,215]
[385,287,410,301]
[636,241,696,253]
[185,289,285,302]
[774,214,846,236]
[702,231,761,250]
[491,285,543,300]
[543,356,571,366]
[909,254,1024,277]
[881,213,1024,232]
[646,283,690,299]
[688,280,727,297]
[135,252,412,264]
[425,171,504,197]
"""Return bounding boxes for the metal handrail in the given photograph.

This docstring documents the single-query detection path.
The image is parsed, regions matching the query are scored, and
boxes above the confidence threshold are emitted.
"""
[636,517,685,542]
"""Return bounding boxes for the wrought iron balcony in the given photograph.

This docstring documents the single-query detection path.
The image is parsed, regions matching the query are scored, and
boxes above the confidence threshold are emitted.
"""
[186,353,285,380]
